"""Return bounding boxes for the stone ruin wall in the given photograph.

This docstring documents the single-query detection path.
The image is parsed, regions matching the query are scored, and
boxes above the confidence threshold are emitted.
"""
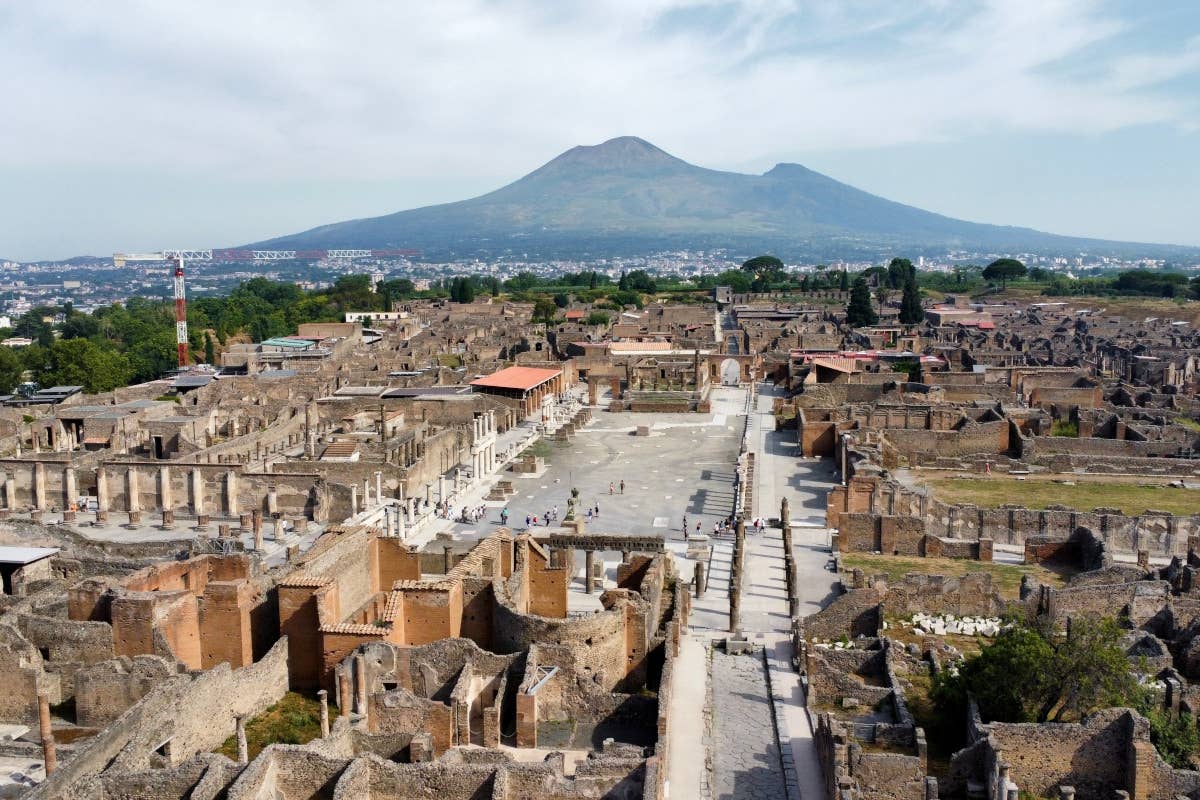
[30,637,290,799]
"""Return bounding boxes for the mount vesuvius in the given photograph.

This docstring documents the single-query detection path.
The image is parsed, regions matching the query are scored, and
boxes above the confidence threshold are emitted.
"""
[251,137,1188,260]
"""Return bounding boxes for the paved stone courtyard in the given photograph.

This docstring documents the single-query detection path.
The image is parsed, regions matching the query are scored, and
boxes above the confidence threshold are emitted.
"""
[711,650,789,800]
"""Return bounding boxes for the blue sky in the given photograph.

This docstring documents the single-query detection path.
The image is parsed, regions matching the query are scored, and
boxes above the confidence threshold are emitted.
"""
[1,0,1198,260]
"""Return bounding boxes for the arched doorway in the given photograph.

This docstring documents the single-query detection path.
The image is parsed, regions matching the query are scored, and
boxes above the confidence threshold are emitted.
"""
[720,358,740,386]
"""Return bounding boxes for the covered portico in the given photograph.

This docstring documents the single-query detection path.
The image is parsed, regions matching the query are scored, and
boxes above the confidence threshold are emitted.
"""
[469,366,565,418]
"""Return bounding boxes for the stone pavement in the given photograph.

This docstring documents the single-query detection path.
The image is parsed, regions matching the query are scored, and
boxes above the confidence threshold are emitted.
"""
[711,649,788,800]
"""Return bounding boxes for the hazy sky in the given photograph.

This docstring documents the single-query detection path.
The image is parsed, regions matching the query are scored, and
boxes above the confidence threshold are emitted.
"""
[2,0,1198,261]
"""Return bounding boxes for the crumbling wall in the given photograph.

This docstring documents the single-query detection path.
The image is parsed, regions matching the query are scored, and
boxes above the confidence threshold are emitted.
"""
[74,654,178,728]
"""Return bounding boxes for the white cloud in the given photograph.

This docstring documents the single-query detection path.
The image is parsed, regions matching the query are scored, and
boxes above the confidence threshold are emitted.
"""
[0,0,1198,258]
[1,0,1196,181]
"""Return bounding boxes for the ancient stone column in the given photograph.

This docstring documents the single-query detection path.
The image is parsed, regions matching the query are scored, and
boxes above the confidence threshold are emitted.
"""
[191,468,204,516]
[226,471,239,516]
[267,485,278,517]
[375,471,382,505]
[585,550,596,594]
[338,671,351,718]
[235,715,248,763]
[694,561,706,598]
[396,506,406,539]
[438,475,446,504]
[253,522,263,551]
[443,545,453,573]
[38,693,56,775]
[355,655,367,715]
[350,485,359,516]
[318,689,330,737]
[125,468,139,513]
[96,468,109,519]
[64,466,76,511]
[407,497,416,524]
[385,507,395,538]
[4,472,15,511]
[33,462,46,511]
[159,465,172,512]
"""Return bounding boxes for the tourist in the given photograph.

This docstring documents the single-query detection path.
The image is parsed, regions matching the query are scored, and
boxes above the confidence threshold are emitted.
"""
[525,514,531,527]
[695,521,701,538]
[501,507,509,524]
[619,480,625,494]
[609,482,614,495]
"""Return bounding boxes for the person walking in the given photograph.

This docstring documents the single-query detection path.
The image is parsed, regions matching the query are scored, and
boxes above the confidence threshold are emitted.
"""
[501,507,509,524]
[695,521,701,538]
[619,480,625,494]
[609,482,614,495]
[594,502,600,518]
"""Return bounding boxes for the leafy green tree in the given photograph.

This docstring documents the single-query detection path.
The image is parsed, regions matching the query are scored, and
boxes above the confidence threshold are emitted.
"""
[504,272,539,291]
[887,257,915,289]
[0,346,23,394]
[712,269,751,293]
[618,270,656,293]
[553,292,569,309]
[39,338,133,393]
[839,270,850,291]
[982,258,1027,288]
[531,298,558,324]
[328,275,376,311]
[845,277,878,327]
[898,274,924,325]
[126,330,179,383]
[14,309,55,347]
[741,255,785,286]
[584,312,610,326]
[934,617,1135,724]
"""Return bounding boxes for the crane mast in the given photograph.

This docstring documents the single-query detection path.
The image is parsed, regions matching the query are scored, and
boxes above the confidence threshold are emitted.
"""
[172,256,189,367]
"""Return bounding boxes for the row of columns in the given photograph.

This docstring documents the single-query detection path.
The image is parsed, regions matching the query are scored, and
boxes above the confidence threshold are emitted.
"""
[472,411,498,482]
[3,464,247,519]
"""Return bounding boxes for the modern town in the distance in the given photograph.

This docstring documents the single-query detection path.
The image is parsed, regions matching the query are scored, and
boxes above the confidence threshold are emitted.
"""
[1,3,1200,800]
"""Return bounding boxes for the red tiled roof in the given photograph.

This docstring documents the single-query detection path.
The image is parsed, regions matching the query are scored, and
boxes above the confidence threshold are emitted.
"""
[564,310,585,319]
[470,366,561,391]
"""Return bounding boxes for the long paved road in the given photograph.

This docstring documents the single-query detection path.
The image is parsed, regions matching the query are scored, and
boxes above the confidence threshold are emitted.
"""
[668,384,838,800]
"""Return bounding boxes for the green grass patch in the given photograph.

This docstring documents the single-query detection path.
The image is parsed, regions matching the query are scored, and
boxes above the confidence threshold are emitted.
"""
[926,477,1200,517]
[1050,420,1078,437]
[215,692,332,761]
[436,354,464,369]
[1178,418,1200,433]
[520,438,553,459]
[839,552,1073,599]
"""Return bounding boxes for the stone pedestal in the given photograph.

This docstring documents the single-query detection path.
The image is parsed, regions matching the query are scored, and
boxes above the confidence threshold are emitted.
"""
[161,509,175,526]
[127,511,141,526]
[62,510,75,523]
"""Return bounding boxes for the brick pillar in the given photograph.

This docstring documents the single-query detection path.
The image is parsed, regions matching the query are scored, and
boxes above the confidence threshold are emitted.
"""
[38,693,56,775]
[585,550,595,594]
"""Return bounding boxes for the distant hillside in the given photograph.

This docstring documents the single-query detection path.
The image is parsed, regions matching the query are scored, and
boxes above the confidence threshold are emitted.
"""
[253,136,1197,260]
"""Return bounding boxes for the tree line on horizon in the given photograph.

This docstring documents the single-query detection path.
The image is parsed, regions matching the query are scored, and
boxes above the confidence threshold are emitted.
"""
[0,256,1195,395]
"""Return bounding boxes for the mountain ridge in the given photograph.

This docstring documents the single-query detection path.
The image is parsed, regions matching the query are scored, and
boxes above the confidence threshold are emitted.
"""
[252,136,1195,260]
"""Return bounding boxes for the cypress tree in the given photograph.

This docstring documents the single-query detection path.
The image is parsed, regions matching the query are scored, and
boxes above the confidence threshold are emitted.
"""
[846,277,878,327]
[898,275,924,325]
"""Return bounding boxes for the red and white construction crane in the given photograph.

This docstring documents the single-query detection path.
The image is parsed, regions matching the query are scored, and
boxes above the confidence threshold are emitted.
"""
[112,247,422,368]
[112,250,208,367]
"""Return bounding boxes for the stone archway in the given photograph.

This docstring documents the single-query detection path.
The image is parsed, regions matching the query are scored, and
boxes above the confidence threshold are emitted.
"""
[720,358,741,386]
